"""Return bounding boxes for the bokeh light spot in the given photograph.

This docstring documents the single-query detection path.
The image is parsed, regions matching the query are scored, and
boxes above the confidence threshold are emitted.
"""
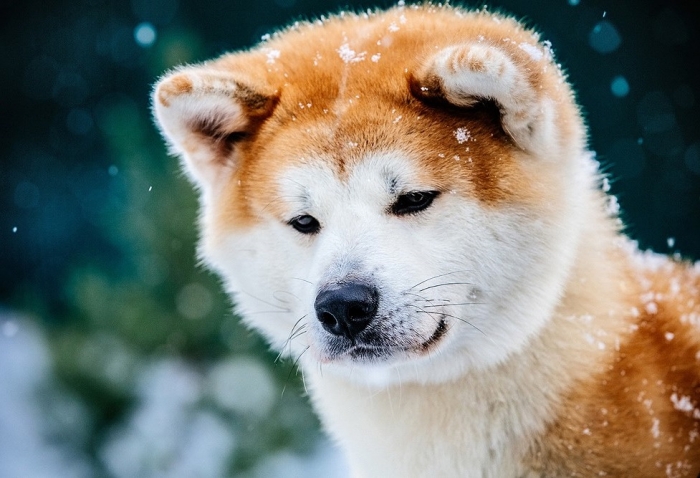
[588,20,621,54]
[208,357,277,417]
[176,282,213,320]
[610,75,629,97]
[134,22,157,47]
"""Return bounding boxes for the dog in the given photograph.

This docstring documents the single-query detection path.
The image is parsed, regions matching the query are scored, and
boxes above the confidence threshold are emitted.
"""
[153,4,700,476]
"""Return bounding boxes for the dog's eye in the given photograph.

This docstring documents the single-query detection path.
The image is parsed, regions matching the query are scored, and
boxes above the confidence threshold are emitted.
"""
[289,214,321,234]
[391,191,440,216]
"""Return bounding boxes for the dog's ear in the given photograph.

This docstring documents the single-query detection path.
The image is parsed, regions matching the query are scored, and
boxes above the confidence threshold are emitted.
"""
[153,66,278,194]
[410,42,557,155]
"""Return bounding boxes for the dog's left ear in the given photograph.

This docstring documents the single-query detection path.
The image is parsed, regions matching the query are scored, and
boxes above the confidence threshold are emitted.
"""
[410,41,557,155]
[153,65,278,195]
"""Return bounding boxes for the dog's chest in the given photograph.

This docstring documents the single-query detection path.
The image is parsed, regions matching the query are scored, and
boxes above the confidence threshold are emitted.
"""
[308,371,548,478]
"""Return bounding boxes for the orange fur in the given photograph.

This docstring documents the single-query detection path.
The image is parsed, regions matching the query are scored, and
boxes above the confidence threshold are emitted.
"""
[529,256,700,475]
[154,7,586,228]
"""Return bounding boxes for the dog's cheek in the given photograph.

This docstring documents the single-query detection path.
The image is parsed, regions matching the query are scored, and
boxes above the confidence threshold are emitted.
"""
[200,222,318,350]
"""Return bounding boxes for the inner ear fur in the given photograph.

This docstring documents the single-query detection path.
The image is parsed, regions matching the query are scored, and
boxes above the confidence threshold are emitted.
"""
[409,42,556,156]
[153,67,278,191]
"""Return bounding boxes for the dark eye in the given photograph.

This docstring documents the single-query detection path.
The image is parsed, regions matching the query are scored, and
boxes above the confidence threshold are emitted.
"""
[391,191,440,216]
[288,214,321,234]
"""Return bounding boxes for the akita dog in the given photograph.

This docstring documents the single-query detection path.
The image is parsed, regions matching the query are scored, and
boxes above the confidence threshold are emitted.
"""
[153,4,700,477]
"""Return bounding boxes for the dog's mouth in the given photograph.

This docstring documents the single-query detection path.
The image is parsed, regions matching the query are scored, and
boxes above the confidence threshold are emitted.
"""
[328,318,449,363]
[419,318,448,351]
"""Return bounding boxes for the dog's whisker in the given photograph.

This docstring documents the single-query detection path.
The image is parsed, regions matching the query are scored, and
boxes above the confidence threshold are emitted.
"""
[276,315,308,363]
[402,291,441,302]
[272,289,301,303]
[409,270,473,290]
[281,345,310,397]
[405,304,443,327]
[238,290,291,311]
[246,310,293,315]
[407,304,485,336]
[422,302,479,308]
[418,281,473,293]
[290,277,314,285]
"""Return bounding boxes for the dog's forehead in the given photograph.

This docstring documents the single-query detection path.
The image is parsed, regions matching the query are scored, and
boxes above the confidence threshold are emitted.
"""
[250,102,512,192]
[276,150,424,207]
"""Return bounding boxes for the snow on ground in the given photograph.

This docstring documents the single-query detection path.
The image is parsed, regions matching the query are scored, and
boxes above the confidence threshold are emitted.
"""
[0,313,93,478]
[0,312,349,477]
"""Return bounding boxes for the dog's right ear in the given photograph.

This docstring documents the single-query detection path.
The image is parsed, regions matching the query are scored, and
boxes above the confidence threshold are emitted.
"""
[153,67,278,194]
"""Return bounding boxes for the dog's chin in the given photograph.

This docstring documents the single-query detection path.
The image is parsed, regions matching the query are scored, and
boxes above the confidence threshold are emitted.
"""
[316,318,449,365]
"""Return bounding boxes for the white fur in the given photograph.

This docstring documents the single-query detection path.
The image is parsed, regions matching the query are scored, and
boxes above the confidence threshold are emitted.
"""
[195,144,601,477]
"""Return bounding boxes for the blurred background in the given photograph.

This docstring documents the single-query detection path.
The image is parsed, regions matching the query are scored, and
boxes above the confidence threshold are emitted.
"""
[0,0,698,476]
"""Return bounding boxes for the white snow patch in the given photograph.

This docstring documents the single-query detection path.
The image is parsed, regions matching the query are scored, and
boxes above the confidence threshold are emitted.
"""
[670,393,695,413]
[337,43,366,63]
[388,22,399,32]
[605,195,620,216]
[543,40,554,59]
[680,313,699,327]
[454,127,471,144]
[518,42,543,61]
[651,418,660,439]
[0,316,94,478]
[620,239,670,272]
[664,332,674,341]
[266,49,281,64]
[371,53,381,62]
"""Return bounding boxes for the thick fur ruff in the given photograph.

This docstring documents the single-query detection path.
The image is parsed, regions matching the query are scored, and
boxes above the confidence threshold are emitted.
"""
[153,5,700,477]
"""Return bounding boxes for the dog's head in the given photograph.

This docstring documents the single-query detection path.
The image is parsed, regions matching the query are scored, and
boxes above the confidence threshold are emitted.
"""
[153,6,594,384]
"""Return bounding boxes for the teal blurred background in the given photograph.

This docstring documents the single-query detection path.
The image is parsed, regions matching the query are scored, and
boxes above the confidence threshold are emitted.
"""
[0,0,698,476]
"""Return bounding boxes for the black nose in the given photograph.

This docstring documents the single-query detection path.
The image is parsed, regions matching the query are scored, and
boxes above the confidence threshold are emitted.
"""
[314,282,379,340]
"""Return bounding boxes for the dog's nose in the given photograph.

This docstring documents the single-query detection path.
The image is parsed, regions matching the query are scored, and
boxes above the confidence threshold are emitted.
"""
[314,282,378,340]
